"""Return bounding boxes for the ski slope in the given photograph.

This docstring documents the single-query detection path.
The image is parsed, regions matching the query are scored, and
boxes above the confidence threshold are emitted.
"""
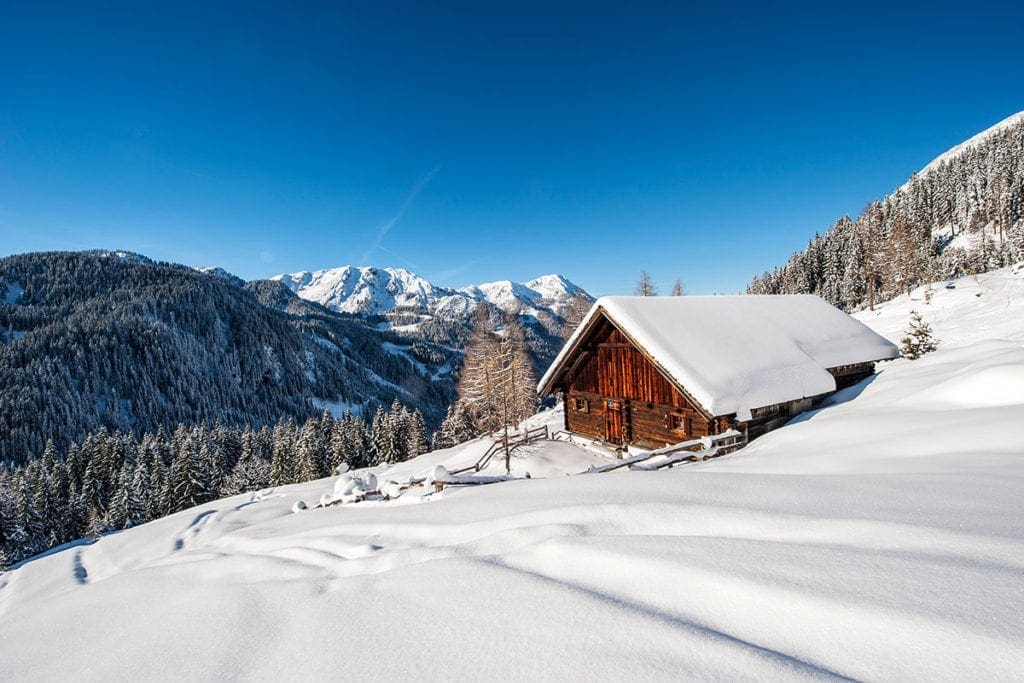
[2,267,1024,680]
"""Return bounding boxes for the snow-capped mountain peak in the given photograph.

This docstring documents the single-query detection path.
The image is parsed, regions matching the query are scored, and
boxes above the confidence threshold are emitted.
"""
[525,273,586,301]
[271,265,590,322]
[271,266,462,315]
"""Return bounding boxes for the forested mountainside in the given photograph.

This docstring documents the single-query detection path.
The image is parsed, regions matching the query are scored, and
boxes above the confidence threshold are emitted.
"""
[273,266,589,372]
[748,111,1024,308]
[0,251,457,466]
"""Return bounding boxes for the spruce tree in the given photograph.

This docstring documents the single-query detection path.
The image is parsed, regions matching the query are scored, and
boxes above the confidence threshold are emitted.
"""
[106,467,129,530]
[295,422,321,482]
[167,431,210,512]
[433,401,477,449]
[899,310,939,360]
[409,410,430,456]
[126,460,150,528]
[222,444,271,495]
[269,419,297,486]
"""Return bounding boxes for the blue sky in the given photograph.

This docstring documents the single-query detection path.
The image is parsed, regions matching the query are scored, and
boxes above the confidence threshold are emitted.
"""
[2,1,1023,296]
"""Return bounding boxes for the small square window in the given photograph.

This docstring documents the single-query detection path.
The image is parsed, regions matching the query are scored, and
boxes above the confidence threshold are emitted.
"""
[572,398,589,413]
[670,414,688,433]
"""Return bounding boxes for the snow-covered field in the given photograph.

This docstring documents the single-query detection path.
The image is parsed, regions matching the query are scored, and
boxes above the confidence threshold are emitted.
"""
[2,267,1024,680]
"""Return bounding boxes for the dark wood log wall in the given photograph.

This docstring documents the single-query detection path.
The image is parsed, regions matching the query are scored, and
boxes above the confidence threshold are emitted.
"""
[557,311,878,448]
[562,316,712,448]
[828,362,876,390]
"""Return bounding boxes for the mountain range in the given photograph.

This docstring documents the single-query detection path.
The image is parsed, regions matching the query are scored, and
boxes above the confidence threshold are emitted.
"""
[0,251,589,466]
[272,265,590,381]
[272,265,585,328]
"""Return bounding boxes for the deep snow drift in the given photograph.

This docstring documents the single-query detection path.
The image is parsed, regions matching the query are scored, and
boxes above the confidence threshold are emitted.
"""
[2,267,1024,680]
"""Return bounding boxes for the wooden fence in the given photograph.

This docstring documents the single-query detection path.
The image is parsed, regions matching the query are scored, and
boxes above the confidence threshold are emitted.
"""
[448,424,551,476]
[587,429,746,473]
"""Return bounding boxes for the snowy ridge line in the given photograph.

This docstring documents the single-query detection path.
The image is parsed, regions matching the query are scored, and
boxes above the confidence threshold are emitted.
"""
[271,264,588,319]
[909,110,1024,184]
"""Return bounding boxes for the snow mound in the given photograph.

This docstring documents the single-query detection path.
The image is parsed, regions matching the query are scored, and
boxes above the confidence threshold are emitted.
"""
[924,363,1024,407]
[428,465,451,483]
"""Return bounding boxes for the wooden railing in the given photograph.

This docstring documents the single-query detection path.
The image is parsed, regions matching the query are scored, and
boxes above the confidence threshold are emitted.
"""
[587,429,746,474]
[448,424,551,476]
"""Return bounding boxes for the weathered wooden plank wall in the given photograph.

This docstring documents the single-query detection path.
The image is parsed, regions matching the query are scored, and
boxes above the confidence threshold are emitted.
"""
[562,317,713,448]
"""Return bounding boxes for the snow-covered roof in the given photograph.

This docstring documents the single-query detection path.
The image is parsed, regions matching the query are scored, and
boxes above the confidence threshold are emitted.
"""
[538,295,900,418]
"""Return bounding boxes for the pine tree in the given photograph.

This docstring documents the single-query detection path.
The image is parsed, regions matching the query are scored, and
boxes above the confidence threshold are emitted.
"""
[65,482,87,542]
[331,412,368,471]
[371,405,398,465]
[457,305,503,433]
[456,311,537,445]
[126,459,150,528]
[269,419,297,486]
[221,443,271,495]
[0,473,28,566]
[433,401,477,449]
[167,430,210,512]
[147,448,168,518]
[85,506,107,538]
[408,410,430,456]
[106,466,129,530]
[499,315,538,429]
[18,473,46,557]
[899,310,939,360]
[635,270,657,296]
[295,421,321,482]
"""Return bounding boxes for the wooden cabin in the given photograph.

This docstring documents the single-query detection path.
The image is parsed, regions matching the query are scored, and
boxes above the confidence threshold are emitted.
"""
[538,295,899,449]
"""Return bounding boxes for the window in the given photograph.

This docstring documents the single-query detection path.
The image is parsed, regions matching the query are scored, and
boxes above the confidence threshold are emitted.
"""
[572,397,589,413]
[669,414,688,434]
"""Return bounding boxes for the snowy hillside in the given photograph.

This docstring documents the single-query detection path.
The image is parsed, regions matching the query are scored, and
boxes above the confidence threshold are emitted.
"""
[3,268,1024,679]
[908,109,1024,182]
[748,109,1024,311]
[272,265,588,324]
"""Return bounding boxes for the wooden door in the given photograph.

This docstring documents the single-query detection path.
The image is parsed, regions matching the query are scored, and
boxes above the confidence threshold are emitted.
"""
[605,400,623,444]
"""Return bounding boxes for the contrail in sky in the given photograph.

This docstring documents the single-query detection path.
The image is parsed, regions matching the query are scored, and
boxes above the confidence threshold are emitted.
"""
[360,164,441,264]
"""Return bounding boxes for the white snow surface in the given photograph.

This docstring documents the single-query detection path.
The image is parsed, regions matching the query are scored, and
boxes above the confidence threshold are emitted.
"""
[3,268,1024,680]
[540,294,899,417]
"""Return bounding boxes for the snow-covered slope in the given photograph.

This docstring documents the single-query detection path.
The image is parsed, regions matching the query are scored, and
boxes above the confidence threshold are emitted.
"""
[3,267,1024,679]
[910,110,1024,181]
[271,265,588,321]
